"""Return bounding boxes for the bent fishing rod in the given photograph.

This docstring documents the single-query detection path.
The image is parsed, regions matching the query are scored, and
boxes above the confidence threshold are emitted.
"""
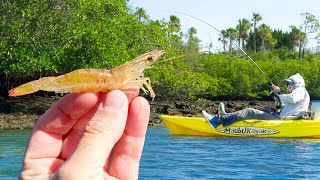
[167,11,275,90]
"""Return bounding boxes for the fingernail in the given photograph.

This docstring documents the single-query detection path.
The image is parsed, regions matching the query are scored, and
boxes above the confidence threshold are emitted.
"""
[102,90,126,109]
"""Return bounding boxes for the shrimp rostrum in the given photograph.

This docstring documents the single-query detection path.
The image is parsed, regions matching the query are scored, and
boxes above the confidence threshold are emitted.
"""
[9,50,165,99]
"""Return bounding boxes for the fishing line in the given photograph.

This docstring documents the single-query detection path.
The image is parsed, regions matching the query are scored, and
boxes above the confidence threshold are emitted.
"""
[164,10,274,90]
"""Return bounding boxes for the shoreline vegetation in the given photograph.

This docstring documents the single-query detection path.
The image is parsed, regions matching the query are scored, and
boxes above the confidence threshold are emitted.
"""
[1,1,320,129]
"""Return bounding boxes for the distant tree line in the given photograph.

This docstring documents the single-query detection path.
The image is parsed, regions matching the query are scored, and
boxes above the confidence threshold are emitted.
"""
[218,12,320,59]
[1,0,320,100]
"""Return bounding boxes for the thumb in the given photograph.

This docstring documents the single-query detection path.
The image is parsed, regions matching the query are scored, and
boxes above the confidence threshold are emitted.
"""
[57,90,129,178]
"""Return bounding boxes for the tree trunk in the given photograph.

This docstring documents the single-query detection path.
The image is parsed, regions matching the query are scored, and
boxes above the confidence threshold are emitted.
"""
[241,38,245,51]
[253,27,257,53]
[298,40,302,59]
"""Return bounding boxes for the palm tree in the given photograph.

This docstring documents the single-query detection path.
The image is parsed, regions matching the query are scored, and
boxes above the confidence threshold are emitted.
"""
[135,7,149,23]
[290,26,307,59]
[236,18,251,49]
[169,15,181,32]
[185,27,200,52]
[218,30,228,52]
[186,27,197,39]
[226,28,238,53]
[265,37,277,51]
[167,15,182,49]
[258,23,272,52]
[252,13,262,53]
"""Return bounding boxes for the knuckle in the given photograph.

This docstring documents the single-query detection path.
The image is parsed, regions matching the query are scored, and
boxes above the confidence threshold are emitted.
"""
[85,119,110,135]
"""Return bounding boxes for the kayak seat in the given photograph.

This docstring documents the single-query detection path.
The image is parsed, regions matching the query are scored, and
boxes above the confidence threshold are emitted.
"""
[281,112,312,120]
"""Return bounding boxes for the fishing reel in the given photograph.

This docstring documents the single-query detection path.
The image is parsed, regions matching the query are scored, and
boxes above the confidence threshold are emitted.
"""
[270,91,282,112]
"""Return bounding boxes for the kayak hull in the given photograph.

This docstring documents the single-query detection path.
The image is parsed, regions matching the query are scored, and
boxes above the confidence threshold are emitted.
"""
[160,115,320,138]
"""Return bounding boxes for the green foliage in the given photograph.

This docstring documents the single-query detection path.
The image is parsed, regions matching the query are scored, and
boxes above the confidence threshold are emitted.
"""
[147,51,320,100]
[172,52,320,99]
[146,49,320,100]
[1,1,320,100]
[0,0,170,77]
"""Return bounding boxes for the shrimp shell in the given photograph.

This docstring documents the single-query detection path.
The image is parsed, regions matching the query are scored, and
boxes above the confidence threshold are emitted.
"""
[9,50,165,99]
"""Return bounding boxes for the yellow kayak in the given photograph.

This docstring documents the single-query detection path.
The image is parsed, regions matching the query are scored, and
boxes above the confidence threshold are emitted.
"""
[160,115,320,138]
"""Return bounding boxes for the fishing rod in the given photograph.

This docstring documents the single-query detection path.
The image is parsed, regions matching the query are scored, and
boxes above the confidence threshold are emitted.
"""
[166,11,275,90]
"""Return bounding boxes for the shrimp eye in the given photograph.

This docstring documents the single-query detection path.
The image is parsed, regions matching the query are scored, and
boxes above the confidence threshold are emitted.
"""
[148,56,154,61]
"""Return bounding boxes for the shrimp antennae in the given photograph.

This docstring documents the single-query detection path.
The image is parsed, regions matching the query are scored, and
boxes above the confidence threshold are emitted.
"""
[146,51,204,75]
[153,67,193,74]
[155,51,207,65]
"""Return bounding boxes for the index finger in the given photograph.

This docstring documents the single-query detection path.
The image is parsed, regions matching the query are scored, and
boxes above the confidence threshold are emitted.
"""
[24,92,99,160]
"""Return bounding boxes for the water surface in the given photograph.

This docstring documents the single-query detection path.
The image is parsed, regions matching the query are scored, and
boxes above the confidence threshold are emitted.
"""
[1,127,320,179]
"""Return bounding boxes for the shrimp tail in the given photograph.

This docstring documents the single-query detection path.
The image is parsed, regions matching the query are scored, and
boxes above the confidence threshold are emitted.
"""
[9,80,40,97]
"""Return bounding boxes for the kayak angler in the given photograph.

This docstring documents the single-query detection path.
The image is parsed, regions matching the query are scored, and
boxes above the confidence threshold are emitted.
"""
[168,12,313,133]
[202,73,310,128]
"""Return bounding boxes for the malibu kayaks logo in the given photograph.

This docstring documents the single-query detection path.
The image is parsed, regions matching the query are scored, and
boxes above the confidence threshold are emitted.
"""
[217,127,279,135]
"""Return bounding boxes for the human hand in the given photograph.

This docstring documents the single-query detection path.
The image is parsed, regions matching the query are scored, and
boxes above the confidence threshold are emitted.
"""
[19,89,150,180]
[272,84,281,94]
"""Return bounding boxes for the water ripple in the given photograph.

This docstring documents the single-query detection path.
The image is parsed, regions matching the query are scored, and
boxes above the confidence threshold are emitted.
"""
[2,128,320,179]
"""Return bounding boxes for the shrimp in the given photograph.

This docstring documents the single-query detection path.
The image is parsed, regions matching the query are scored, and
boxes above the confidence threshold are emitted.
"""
[9,50,165,99]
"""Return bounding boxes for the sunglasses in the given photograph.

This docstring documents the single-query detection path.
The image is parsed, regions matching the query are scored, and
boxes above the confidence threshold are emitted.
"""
[287,81,294,87]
